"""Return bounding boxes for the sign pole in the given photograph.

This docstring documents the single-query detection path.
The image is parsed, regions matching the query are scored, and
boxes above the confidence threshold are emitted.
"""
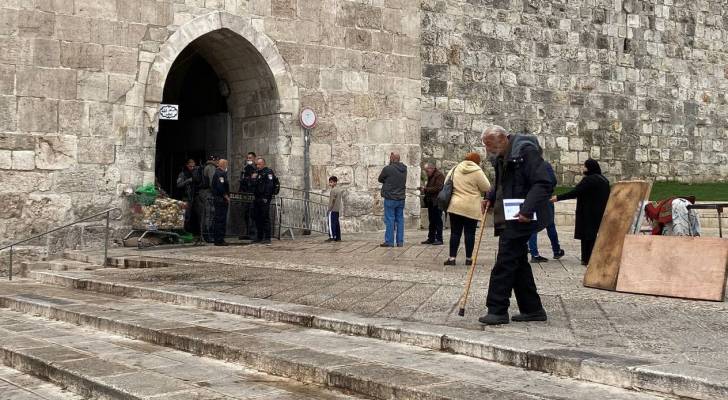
[303,127,311,235]
[299,108,317,236]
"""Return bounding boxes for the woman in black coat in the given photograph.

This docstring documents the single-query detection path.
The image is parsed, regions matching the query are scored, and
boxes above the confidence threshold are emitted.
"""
[551,159,610,265]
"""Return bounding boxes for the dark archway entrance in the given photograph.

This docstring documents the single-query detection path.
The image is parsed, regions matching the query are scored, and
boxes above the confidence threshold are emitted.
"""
[154,28,282,198]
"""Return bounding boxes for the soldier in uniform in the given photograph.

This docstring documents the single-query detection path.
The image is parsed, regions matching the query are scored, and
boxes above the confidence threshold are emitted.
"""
[252,157,277,244]
[196,155,218,242]
[238,152,257,240]
[211,159,230,246]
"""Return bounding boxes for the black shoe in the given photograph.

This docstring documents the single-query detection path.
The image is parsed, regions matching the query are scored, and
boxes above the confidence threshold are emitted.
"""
[432,240,444,245]
[443,259,456,266]
[530,255,548,263]
[465,258,473,266]
[325,238,335,242]
[478,313,510,325]
[334,239,341,242]
[238,235,251,240]
[553,249,565,259]
[512,309,548,322]
[396,243,404,247]
[380,243,393,247]
[214,242,228,246]
[421,239,433,244]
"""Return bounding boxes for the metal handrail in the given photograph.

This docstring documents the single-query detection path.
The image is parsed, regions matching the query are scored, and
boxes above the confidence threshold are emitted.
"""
[1,207,122,280]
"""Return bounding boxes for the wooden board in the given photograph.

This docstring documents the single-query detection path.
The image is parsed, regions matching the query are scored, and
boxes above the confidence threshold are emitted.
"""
[616,235,728,301]
[584,181,651,290]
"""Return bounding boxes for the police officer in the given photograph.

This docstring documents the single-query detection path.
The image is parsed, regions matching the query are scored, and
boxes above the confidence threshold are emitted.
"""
[196,155,218,242]
[238,151,257,240]
[211,159,230,246]
[252,157,276,244]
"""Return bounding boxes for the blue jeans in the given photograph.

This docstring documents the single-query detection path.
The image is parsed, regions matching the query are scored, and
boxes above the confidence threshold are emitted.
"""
[528,204,561,257]
[383,199,405,245]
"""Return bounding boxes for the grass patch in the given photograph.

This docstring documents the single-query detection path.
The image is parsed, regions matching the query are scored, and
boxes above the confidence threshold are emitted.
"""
[555,181,728,201]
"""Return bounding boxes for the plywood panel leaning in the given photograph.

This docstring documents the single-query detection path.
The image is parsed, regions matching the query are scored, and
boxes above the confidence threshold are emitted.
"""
[617,235,728,301]
[583,181,651,290]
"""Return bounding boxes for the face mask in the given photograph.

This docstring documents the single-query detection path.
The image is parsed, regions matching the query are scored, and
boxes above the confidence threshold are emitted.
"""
[246,160,253,165]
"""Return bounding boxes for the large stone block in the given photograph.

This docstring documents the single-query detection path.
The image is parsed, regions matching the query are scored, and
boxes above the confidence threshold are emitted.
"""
[77,71,108,101]
[55,14,91,42]
[77,137,115,164]
[11,150,35,170]
[16,67,76,99]
[104,46,138,75]
[271,0,296,18]
[35,134,78,170]
[18,97,58,133]
[0,149,10,169]
[0,64,14,95]
[59,100,90,135]
[108,74,136,103]
[0,8,17,36]
[61,42,103,70]
[74,0,117,19]
[0,95,17,131]
[17,10,54,37]
[20,38,60,67]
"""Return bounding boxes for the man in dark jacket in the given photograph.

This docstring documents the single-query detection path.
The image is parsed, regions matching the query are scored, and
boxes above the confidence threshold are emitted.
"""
[552,159,610,265]
[419,162,445,245]
[176,159,200,234]
[527,162,565,263]
[252,157,277,244]
[480,126,554,325]
[196,155,218,242]
[238,152,257,240]
[211,159,230,246]
[378,152,408,247]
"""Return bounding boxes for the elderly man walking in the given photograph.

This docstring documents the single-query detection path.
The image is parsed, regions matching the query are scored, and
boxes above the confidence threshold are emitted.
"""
[378,152,407,247]
[480,126,554,325]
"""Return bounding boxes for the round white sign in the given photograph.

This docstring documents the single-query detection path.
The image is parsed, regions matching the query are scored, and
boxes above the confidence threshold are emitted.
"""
[300,107,317,129]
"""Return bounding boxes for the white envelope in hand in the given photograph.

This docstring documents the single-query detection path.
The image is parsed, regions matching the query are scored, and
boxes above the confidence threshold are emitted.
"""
[504,199,537,221]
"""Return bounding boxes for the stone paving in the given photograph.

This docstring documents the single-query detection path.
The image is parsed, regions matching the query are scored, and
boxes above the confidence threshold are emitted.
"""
[0,307,366,400]
[0,284,669,400]
[65,227,728,377]
[0,364,84,400]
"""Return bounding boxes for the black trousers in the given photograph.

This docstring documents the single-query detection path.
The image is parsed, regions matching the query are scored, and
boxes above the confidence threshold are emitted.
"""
[241,201,257,238]
[581,238,596,264]
[254,200,271,241]
[449,213,477,258]
[427,205,443,242]
[212,198,228,244]
[486,231,543,316]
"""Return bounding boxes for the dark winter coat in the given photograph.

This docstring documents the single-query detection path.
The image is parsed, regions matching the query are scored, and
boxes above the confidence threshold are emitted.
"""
[422,168,445,208]
[378,162,407,201]
[487,134,554,236]
[556,160,610,240]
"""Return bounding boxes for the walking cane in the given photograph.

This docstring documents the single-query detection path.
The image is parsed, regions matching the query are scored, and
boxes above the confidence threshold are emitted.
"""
[457,206,489,317]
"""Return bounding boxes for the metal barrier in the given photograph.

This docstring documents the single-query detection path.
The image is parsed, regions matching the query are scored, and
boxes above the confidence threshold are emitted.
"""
[277,195,330,238]
[0,208,122,280]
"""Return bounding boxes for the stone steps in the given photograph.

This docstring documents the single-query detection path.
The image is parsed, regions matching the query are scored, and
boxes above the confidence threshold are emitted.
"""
[0,364,85,400]
[26,266,728,400]
[0,307,366,400]
[0,282,672,400]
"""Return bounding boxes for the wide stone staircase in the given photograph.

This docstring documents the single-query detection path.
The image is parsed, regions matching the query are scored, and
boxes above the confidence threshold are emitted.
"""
[0,252,718,400]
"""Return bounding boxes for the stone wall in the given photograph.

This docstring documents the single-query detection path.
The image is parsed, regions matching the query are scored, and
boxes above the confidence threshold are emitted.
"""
[420,0,728,185]
[0,0,421,246]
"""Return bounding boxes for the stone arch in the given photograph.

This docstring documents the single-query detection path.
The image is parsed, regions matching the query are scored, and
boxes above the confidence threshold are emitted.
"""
[142,11,302,189]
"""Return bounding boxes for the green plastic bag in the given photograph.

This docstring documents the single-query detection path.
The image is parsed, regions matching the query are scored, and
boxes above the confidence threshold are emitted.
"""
[133,184,158,206]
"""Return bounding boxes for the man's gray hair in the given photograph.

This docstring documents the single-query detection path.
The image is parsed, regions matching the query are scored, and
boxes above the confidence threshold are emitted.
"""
[481,125,508,141]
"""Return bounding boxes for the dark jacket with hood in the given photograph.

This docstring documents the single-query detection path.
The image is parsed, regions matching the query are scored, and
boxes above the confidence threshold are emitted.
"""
[556,159,610,240]
[487,134,554,236]
[378,162,407,201]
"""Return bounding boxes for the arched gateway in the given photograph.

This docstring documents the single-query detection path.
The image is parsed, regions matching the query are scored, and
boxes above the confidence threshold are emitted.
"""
[143,12,300,194]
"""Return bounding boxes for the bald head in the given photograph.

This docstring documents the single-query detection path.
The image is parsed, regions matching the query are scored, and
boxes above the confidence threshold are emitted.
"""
[482,125,509,157]
[389,152,401,164]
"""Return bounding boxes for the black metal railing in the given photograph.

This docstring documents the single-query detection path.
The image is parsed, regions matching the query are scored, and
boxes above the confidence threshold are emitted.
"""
[0,208,122,280]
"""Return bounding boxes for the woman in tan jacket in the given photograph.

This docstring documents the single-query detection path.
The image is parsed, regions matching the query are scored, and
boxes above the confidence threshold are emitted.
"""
[444,152,491,266]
